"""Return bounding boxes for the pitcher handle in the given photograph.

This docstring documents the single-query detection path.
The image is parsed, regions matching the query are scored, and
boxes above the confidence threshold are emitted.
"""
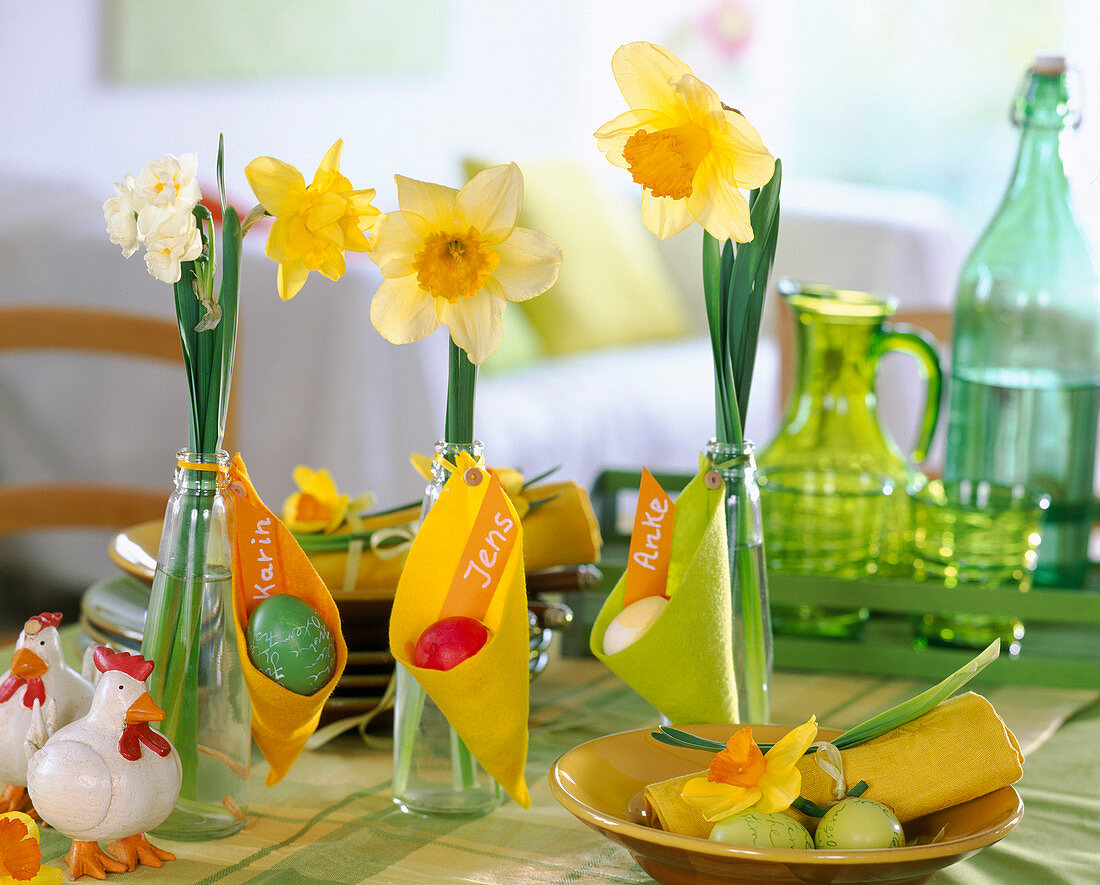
[876,323,944,463]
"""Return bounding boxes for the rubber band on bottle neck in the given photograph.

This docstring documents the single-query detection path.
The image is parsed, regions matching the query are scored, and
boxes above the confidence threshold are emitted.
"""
[177,459,229,474]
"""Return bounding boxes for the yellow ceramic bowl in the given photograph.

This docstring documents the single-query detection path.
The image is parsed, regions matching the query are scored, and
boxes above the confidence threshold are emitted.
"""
[549,724,1023,885]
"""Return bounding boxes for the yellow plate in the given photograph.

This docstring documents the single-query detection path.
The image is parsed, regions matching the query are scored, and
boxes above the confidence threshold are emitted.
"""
[108,521,161,584]
[549,724,1023,885]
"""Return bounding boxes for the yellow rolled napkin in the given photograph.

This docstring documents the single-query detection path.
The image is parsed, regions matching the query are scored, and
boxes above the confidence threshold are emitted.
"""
[644,692,1023,838]
[309,479,601,596]
[227,455,349,786]
[389,455,531,808]
[590,467,737,724]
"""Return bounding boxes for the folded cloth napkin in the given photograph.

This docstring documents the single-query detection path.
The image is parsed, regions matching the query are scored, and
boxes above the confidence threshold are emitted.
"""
[227,455,349,786]
[590,465,737,724]
[644,692,1024,838]
[308,479,601,596]
[389,454,531,808]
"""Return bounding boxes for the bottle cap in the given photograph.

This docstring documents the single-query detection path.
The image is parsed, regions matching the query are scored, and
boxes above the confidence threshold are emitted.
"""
[1032,54,1066,75]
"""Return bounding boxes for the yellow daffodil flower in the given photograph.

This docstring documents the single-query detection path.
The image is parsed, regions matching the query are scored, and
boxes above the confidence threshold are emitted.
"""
[681,716,817,821]
[0,812,64,885]
[283,466,352,534]
[245,140,379,301]
[594,41,775,242]
[368,163,562,364]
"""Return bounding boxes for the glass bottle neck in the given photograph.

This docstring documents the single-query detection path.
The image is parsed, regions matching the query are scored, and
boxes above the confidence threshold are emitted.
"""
[1004,72,1073,204]
[422,439,485,517]
[706,439,757,480]
[174,450,229,494]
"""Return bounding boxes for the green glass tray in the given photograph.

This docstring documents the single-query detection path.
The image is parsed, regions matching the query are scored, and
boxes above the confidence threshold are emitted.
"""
[586,468,1100,689]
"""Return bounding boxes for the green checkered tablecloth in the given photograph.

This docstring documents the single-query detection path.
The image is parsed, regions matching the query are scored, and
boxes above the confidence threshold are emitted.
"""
[20,649,1100,884]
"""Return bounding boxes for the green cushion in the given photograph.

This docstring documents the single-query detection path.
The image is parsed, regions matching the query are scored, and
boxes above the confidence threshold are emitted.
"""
[464,158,692,362]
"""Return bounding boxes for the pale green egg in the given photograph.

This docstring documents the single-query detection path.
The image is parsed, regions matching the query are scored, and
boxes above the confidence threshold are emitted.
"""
[813,798,904,849]
[708,811,814,849]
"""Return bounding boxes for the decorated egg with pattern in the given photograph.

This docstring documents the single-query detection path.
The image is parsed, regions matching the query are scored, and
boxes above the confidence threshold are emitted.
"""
[245,595,336,695]
[708,811,814,848]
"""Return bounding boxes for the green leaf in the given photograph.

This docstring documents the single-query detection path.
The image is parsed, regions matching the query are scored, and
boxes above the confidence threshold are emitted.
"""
[702,232,733,442]
[214,206,242,452]
[652,725,727,751]
[217,133,227,216]
[173,263,202,451]
[728,159,781,428]
[521,465,562,490]
[831,639,1001,750]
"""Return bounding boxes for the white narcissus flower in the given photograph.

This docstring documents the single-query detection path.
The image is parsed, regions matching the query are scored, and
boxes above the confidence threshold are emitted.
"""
[133,152,202,212]
[103,174,139,257]
[138,204,203,283]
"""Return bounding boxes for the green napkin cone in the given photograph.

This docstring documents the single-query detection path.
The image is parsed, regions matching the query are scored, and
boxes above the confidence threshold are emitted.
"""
[591,468,737,723]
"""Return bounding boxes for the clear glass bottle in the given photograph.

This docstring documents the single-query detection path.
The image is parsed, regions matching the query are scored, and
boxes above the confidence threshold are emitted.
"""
[706,439,771,724]
[392,440,503,816]
[944,56,1100,588]
[141,450,250,840]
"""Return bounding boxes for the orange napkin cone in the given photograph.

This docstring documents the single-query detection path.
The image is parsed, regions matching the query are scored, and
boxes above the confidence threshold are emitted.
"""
[389,454,531,808]
[227,454,349,786]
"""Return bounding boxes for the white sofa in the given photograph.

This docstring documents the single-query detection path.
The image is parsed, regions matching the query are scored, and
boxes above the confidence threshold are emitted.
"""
[0,168,969,599]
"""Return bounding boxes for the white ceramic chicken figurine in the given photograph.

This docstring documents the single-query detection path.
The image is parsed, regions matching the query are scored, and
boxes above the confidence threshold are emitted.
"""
[0,613,94,814]
[26,647,181,879]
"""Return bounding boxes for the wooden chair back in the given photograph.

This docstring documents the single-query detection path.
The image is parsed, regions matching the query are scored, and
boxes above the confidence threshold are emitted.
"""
[0,305,235,536]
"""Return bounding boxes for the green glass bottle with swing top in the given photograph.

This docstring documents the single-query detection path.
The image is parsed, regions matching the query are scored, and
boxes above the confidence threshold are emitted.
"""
[944,55,1100,589]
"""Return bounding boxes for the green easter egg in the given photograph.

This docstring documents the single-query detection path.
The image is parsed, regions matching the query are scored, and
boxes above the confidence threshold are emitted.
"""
[246,595,337,695]
[708,811,814,849]
[814,798,904,849]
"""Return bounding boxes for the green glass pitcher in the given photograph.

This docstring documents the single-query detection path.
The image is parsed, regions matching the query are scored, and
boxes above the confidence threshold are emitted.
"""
[758,280,944,635]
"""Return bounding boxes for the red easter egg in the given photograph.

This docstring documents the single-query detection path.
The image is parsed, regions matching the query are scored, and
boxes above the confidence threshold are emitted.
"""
[413,617,491,670]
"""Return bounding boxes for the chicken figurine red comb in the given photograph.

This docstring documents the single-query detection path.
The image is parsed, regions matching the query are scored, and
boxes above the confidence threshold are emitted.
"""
[92,648,155,683]
[23,612,63,635]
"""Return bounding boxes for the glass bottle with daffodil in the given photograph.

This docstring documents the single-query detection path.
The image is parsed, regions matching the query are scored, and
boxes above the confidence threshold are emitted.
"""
[367,162,562,814]
[596,41,782,723]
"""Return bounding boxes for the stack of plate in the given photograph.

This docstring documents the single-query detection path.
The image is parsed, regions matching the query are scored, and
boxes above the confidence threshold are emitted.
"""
[86,522,593,727]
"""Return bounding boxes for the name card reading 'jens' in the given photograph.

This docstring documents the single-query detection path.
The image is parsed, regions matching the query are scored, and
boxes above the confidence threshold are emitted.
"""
[439,475,519,623]
[623,468,674,607]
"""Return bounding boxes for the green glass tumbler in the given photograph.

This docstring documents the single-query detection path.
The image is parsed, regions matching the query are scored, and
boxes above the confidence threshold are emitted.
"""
[759,466,895,638]
[909,477,1049,653]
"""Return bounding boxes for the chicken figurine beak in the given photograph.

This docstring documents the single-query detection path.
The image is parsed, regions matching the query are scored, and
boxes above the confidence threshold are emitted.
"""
[125,692,165,725]
[10,647,48,679]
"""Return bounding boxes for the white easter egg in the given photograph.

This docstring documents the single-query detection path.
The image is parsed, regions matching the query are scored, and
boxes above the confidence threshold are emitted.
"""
[602,596,668,655]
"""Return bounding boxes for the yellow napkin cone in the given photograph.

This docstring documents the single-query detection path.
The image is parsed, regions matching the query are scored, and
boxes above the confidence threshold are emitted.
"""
[389,460,531,808]
[227,455,349,786]
[643,692,1024,837]
[590,468,737,724]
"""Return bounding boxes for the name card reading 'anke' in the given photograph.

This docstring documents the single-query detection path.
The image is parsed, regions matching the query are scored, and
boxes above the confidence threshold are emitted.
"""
[623,468,674,606]
[438,471,518,623]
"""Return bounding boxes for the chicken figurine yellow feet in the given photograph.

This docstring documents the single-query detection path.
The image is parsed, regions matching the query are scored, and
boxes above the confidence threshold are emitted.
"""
[0,613,94,816]
[25,647,182,879]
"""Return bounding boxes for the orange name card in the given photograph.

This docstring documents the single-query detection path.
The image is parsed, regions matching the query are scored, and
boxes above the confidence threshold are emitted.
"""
[439,474,520,622]
[623,468,675,607]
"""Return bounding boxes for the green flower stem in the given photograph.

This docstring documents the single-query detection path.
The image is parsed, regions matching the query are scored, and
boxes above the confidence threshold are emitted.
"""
[443,336,480,789]
[395,335,481,799]
[445,339,477,445]
[731,529,768,722]
[721,459,768,723]
[394,671,428,794]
